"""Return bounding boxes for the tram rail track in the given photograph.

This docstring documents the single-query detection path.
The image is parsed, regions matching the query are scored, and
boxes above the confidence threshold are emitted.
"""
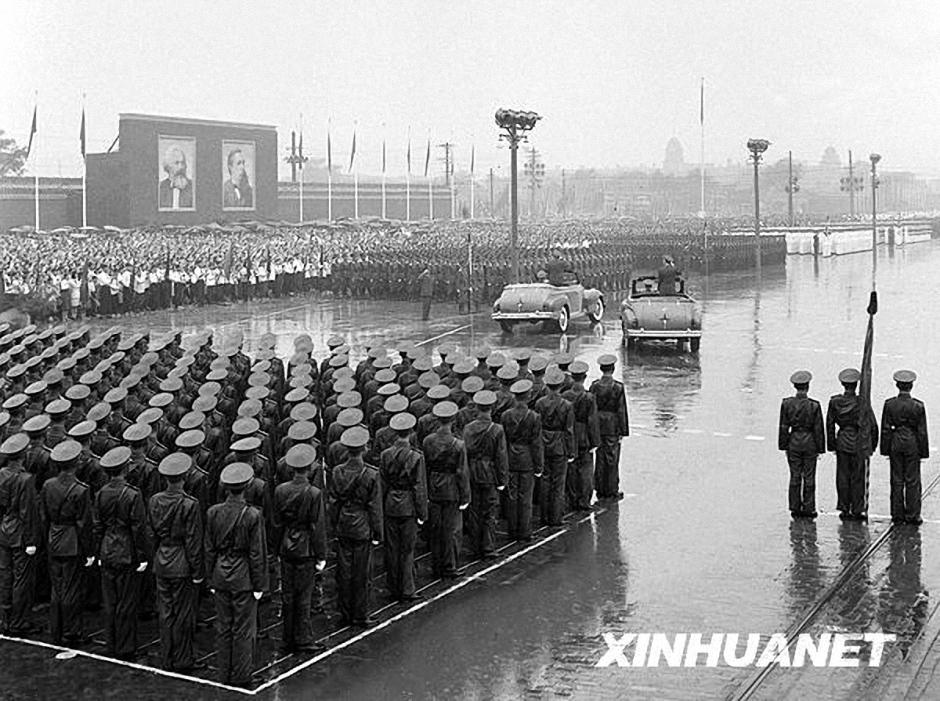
[730,470,940,701]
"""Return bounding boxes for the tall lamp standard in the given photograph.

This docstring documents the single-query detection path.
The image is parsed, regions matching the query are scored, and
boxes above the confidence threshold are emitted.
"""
[870,153,881,277]
[747,138,771,270]
[496,108,541,283]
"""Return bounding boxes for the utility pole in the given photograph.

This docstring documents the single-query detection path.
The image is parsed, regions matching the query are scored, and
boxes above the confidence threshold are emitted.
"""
[840,150,864,218]
[522,147,544,220]
[290,131,297,183]
[437,142,454,187]
[561,168,567,217]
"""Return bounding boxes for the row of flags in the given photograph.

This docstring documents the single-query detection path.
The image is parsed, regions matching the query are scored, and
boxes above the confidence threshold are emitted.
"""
[322,127,475,177]
[22,104,87,161]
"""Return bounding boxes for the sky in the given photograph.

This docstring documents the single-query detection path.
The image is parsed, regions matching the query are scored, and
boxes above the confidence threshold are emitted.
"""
[5,0,940,178]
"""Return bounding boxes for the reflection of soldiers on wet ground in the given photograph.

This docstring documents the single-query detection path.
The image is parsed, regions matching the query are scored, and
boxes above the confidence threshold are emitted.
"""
[785,519,822,619]
[878,529,928,660]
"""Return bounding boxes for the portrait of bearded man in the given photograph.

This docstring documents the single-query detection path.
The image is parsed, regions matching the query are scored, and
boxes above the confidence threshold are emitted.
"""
[223,146,254,208]
[158,142,195,210]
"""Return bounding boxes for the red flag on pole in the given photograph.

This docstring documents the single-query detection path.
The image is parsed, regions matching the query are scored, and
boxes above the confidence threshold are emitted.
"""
[424,137,431,177]
[25,105,37,159]
[348,128,357,173]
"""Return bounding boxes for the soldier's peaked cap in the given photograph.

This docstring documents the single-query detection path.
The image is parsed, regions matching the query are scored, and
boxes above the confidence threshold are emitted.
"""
[461,376,485,393]
[389,412,417,431]
[290,403,318,422]
[789,370,812,384]
[339,426,369,448]
[230,436,262,452]
[894,369,917,383]
[336,407,364,427]
[285,444,317,469]
[473,390,497,407]
[384,394,409,413]
[598,354,617,367]
[569,360,589,376]
[427,384,451,400]
[22,414,51,433]
[838,368,861,384]
[50,439,82,463]
[100,446,132,472]
[510,379,534,395]
[176,430,205,449]
[123,423,152,442]
[288,420,317,441]
[0,433,29,455]
[220,462,253,486]
[432,401,459,419]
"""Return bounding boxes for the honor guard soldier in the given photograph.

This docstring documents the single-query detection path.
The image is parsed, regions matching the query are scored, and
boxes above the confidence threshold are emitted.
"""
[535,369,576,526]
[423,402,470,578]
[880,370,929,525]
[589,354,629,500]
[0,433,41,634]
[380,413,427,602]
[149,451,205,672]
[500,380,544,541]
[273,444,327,653]
[329,426,383,626]
[462,391,508,560]
[826,368,879,520]
[93,446,150,660]
[206,462,268,687]
[562,361,599,511]
[778,370,825,518]
[40,440,94,645]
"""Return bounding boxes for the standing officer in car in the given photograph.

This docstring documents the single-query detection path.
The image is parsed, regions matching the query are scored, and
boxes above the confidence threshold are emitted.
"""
[778,370,825,518]
[826,368,878,521]
[881,370,929,525]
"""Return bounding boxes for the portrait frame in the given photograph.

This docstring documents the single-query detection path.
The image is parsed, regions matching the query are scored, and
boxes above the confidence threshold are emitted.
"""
[157,135,197,212]
[222,140,256,211]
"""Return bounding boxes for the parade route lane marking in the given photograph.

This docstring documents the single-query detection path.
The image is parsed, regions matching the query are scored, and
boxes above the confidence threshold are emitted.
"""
[415,324,471,347]
[251,508,606,695]
[0,633,254,696]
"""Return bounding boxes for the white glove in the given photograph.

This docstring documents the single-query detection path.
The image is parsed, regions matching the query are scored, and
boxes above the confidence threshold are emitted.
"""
[417,519,425,526]
[210,588,216,595]
[193,578,204,585]
[535,471,543,478]
[458,503,469,511]
[24,546,37,556]
[136,561,148,573]
[371,540,380,546]
[496,485,505,491]
[315,560,326,572]
[84,557,95,568]
[253,591,263,601]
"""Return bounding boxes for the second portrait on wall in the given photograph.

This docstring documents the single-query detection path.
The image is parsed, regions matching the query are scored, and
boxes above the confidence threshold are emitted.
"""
[222,141,255,210]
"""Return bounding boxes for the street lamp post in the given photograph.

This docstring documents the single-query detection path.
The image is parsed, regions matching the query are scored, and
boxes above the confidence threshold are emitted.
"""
[747,138,770,270]
[870,153,881,277]
[496,108,541,283]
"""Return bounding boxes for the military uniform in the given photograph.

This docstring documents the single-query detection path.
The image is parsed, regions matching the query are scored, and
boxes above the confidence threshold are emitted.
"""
[778,371,825,517]
[826,368,879,519]
[589,357,629,500]
[149,453,205,672]
[500,381,544,540]
[39,441,94,644]
[273,445,327,652]
[462,392,508,559]
[880,371,929,524]
[205,463,268,686]
[329,427,383,626]
[380,414,428,601]
[535,372,576,526]
[93,447,150,659]
[422,404,470,578]
[0,434,41,633]
[562,363,600,511]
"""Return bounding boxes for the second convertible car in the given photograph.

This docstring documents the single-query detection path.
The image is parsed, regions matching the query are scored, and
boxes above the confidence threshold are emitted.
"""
[491,274,605,333]
[620,275,703,351]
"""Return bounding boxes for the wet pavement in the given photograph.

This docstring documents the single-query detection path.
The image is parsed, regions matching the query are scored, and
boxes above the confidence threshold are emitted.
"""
[3,241,940,699]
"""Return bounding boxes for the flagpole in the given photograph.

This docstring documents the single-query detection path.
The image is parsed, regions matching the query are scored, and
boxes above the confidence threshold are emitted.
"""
[470,174,474,220]
[406,127,412,221]
[82,93,87,228]
[699,77,705,218]
[354,171,359,220]
[299,113,304,223]
[428,175,433,220]
[34,92,39,232]
[327,118,333,221]
[381,124,387,219]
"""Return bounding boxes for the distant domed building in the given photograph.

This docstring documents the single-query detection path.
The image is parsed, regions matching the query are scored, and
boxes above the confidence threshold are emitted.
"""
[663,137,685,176]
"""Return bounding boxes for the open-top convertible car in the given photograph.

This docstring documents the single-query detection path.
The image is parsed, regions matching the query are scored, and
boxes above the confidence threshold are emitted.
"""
[491,273,604,333]
[620,275,703,351]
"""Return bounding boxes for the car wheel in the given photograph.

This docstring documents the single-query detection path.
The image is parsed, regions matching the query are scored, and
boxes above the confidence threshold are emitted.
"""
[499,320,515,334]
[690,337,701,352]
[587,298,605,324]
[555,306,570,333]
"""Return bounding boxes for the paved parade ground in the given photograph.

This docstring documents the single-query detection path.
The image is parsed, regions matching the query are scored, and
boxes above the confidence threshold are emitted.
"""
[3,242,940,699]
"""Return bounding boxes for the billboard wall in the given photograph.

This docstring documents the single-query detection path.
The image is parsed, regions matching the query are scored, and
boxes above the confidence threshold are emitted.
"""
[87,113,276,226]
